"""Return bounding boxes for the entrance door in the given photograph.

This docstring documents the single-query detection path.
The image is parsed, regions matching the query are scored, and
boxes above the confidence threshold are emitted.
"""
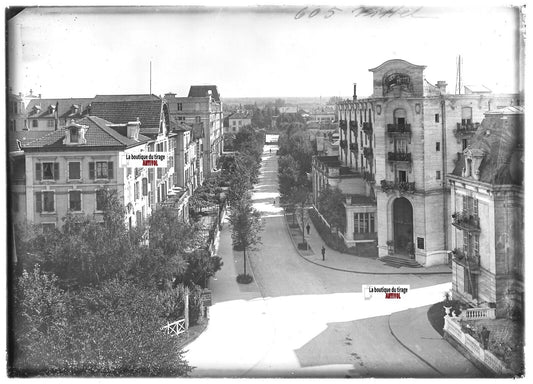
[393,197,413,255]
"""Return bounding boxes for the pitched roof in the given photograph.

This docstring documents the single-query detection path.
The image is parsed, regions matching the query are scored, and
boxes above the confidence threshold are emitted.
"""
[451,107,523,185]
[26,98,93,119]
[188,85,220,102]
[8,131,51,153]
[22,116,150,150]
[90,94,163,131]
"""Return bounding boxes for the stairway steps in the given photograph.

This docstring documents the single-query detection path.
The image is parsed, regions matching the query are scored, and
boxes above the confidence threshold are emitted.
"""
[380,255,423,268]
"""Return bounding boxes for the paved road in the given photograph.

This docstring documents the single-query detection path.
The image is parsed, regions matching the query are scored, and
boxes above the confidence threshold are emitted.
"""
[185,144,475,378]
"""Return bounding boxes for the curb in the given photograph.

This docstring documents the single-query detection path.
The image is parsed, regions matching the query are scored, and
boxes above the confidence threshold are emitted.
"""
[178,321,209,351]
[387,310,443,376]
[283,211,451,276]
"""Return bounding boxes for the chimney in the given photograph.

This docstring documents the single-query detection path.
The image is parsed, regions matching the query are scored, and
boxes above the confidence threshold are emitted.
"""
[353,83,357,101]
[436,81,448,94]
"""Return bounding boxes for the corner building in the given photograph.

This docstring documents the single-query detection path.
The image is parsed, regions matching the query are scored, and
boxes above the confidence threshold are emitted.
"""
[315,59,519,266]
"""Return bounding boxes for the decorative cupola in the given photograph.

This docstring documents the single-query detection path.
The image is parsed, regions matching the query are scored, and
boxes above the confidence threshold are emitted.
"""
[127,118,141,141]
[63,120,88,145]
[462,145,485,180]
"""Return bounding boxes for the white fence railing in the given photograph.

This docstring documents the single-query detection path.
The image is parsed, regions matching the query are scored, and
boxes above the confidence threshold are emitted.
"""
[161,318,186,337]
[444,316,511,375]
[461,307,496,320]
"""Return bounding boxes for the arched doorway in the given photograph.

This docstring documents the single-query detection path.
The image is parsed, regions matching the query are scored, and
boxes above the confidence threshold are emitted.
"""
[393,197,413,255]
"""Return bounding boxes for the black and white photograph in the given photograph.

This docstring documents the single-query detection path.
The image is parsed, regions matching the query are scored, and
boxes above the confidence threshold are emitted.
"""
[5,1,526,379]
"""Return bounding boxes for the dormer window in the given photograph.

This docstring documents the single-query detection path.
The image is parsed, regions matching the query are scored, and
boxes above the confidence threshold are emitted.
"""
[70,127,79,143]
[462,145,484,180]
[63,120,88,145]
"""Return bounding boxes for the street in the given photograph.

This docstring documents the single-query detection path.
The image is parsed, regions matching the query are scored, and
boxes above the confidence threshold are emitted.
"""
[184,143,479,378]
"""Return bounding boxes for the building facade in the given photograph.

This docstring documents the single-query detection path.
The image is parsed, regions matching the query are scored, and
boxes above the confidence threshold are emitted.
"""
[24,98,93,131]
[13,116,153,231]
[164,85,223,177]
[312,59,520,266]
[448,106,524,317]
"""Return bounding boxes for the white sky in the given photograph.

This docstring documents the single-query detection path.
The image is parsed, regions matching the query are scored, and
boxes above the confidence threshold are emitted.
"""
[7,3,523,98]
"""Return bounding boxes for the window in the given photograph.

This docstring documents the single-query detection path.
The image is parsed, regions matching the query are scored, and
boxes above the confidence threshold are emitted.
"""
[36,191,55,213]
[177,103,182,111]
[394,138,407,153]
[461,107,472,125]
[32,120,38,128]
[436,171,441,180]
[417,237,425,249]
[473,234,480,257]
[196,116,201,123]
[134,182,139,200]
[463,231,469,255]
[436,142,440,151]
[233,121,236,126]
[464,267,478,298]
[354,213,375,233]
[398,170,407,183]
[68,162,81,180]
[435,114,440,123]
[47,119,55,128]
[462,139,468,151]
[89,161,114,179]
[36,162,59,181]
[394,108,407,126]
[142,178,148,196]
[136,211,142,227]
[96,190,105,211]
[70,127,79,143]
[157,168,162,179]
[69,190,82,211]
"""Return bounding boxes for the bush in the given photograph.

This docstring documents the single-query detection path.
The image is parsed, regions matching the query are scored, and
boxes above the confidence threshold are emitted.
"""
[236,274,253,284]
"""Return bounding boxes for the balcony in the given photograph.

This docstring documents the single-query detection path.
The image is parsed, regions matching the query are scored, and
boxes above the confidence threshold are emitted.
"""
[363,147,373,159]
[452,248,481,273]
[387,151,411,163]
[387,124,411,137]
[452,211,480,232]
[349,121,358,134]
[314,156,360,179]
[362,122,373,134]
[454,122,480,137]
[340,140,347,149]
[339,120,347,131]
[349,142,358,152]
[380,180,416,194]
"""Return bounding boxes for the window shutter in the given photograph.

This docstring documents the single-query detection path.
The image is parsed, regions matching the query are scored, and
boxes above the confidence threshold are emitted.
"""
[35,192,42,213]
[89,162,95,179]
[35,163,41,181]
[108,162,114,179]
[54,163,59,180]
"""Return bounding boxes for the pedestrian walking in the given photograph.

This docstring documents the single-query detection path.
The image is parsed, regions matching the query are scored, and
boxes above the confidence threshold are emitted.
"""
[306,223,311,235]
[321,245,326,261]
[269,148,272,153]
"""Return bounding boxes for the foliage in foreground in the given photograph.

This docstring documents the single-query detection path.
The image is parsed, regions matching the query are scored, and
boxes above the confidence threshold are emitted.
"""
[12,268,193,377]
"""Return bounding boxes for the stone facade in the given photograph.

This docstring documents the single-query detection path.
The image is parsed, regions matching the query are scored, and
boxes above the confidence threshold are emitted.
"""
[312,59,520,266]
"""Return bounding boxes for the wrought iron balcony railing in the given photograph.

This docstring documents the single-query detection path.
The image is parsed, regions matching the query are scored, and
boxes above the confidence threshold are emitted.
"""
[451,248,481,272]
[362,122,373,133]
[362,170,375,183]
[452,211,480,232]
[363,147,373,159]
[349,121,357,134]
[387,152,412,162]
[380,180,416,194]
[454,122,480,137]
[387,124,412,134]
[340,140,347,149]
[349,142,358,152]
[339,120,347,131]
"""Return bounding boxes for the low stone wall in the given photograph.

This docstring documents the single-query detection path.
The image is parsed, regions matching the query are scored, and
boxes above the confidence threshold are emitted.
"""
[443,316,512,376]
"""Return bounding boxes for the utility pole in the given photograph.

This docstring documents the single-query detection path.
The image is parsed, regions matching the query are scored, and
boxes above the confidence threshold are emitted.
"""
[455,55,462,95]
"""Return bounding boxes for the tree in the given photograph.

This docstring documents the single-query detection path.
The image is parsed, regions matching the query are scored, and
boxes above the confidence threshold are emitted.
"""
[228,198,263,278]
[177,249,223,289]
[317,187,346,233]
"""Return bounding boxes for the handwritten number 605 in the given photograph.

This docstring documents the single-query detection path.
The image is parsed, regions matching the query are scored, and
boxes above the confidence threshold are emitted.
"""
[295,7,341,19]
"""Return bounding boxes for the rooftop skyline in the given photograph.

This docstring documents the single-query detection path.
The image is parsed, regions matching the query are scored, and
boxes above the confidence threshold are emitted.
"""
[7,4,523,99]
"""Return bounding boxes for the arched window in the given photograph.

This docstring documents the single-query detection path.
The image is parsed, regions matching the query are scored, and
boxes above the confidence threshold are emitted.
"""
[393,108,407,126]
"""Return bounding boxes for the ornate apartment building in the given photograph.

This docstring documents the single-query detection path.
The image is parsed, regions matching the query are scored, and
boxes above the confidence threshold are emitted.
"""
[448,106,523,317]
[312,59,520,266]
[164,85,223,178]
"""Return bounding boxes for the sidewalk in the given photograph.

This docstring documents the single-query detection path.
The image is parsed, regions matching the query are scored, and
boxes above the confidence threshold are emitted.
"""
[388,305,483,377]
[288,212,451,276]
